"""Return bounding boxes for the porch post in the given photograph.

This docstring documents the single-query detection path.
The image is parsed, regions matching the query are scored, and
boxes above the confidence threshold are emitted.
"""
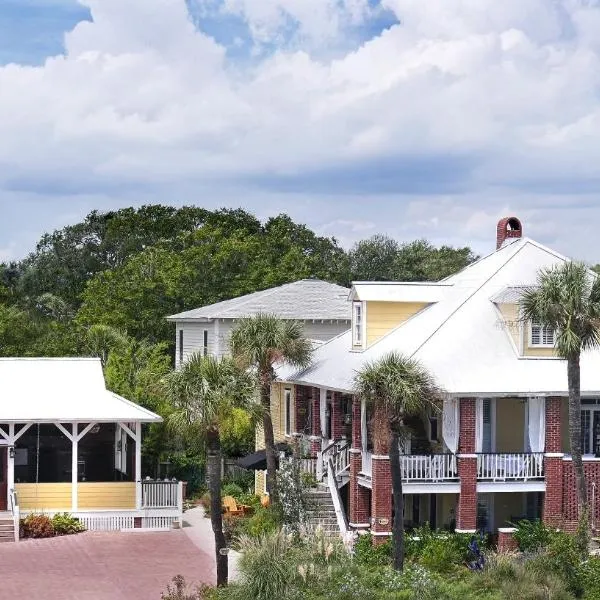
[349,396,369,528]
[457,398,477,533]
[7,424,14,495]
[135,422,142,509]
[543,397,564,528]
[72,422,78,512]
[320,388,327,449]
[309,387,321,456]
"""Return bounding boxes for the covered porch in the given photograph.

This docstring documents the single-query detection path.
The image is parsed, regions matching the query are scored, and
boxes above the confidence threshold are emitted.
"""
[1,358,183,535]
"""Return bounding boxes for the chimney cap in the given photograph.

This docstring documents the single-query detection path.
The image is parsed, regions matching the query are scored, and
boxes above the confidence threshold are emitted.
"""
[496,216,523,250]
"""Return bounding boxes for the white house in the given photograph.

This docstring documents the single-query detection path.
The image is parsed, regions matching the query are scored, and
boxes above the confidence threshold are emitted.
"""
[167,279,351,365]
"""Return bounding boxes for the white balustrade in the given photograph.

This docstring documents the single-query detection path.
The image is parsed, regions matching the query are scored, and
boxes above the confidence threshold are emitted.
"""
[300,458,318,478]
[477,453,544,481]
[400,454,458,482]
[141,480,180,508]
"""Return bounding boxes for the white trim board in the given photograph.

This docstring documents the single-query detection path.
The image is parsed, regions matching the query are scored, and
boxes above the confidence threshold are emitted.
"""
[477,481,546,493]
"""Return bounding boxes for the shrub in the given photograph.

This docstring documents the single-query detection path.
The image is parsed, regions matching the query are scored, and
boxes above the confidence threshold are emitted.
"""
[51,512,85,535]
[199,492,211,515]
[512,519,552,552]
[526,531,583,597]
[235,507,281,540]
[578,557,600,600]
[21,514,54,538]
[301,472,318,489]
[353,532,392,567]
[221,483,244,499]
[236,531,294,600]
[419,537,462,573]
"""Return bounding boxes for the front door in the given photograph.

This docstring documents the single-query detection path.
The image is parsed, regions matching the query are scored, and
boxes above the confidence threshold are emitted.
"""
[0,448,7,511]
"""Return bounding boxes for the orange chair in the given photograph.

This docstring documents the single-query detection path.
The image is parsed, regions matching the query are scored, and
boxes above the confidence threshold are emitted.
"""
[222,495,252,516]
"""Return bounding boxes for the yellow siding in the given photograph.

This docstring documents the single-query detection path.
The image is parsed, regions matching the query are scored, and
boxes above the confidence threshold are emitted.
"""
[77,482,136,510]
[366,301,428,346]
[16,483,72,511]
[495,398,525,452]
[497,303,558,358]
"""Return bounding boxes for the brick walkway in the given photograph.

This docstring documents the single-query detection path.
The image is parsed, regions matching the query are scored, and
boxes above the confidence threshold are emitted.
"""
[0,531,215,600]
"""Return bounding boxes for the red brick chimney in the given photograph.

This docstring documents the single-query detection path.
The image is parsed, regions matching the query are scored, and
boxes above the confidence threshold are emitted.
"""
[496,217,523,250]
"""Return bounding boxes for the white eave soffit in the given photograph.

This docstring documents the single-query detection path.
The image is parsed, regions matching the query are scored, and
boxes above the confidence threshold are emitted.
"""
[349,282,451,303]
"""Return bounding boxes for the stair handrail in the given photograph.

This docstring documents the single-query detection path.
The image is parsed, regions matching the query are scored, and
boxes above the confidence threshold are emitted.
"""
[9,488,19,543]
[326,457,348,536]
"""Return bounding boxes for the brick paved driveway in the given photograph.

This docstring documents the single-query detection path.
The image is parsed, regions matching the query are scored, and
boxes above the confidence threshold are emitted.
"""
[0,531,214,600]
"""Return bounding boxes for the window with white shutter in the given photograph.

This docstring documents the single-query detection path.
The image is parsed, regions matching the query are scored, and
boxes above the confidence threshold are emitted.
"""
[529,321,556,348]
[352,302,363,347]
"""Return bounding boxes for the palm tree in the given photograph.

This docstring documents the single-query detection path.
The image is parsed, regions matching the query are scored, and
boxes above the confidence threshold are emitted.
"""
[354,351,439,571]
[521,261,600,551]
[165,353,255,587]
[230,314,313,502]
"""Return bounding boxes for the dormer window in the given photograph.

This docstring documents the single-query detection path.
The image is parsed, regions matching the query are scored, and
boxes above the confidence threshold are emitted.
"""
[353,301,363,346]
[530,320,556,348]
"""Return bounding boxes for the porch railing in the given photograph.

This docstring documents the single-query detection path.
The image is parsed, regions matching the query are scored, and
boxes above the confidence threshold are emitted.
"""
[300,458,318,479]
[477,453,544,481]
[318,439,349,480]
[141,480,180,508]
[9,488,19,542]
[401,454,458,482]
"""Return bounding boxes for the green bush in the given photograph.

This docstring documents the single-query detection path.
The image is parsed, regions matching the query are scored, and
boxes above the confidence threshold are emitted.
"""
[21,514,54,538]
[419,537,462,574]
[161,575,211,600]
[235,507,281,540]
[579,557,600,600]
[301,472,318,489]
[221,483,244,498]
[512,519,553,552]
[353,532,392,567]
[526,531,584,597]
[51,512,85,535]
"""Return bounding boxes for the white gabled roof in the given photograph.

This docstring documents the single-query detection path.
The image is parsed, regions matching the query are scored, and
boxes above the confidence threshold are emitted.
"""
[350,282,450,303]
[0,358,162,423]
[167,279,351,322]
[278,238,600,397]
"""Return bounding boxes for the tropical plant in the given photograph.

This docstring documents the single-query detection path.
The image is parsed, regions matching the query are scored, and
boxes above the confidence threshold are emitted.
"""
[521,261,600,552]
[354,351,439,571]
[230,314,313,502]
[165,353,256,587]
[51,512,86,535]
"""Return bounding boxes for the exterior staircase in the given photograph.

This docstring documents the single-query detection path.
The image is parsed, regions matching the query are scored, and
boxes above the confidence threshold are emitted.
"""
[0,513,15,543]
[304,487,341,537]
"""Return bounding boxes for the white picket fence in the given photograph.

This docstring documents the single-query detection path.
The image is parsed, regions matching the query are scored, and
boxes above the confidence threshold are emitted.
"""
[401,454,458,481]
[141,480,180,508]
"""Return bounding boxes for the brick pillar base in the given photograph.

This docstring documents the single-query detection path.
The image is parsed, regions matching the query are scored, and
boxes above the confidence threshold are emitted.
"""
[371,456,392,544]
[497,528,518,553]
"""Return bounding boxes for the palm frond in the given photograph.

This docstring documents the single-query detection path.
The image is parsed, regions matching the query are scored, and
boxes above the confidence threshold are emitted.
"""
[353,351,441,427]
[519,261,600,358]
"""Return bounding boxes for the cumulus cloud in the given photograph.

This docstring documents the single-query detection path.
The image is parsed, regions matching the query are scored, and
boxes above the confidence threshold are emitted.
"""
[1,0,600,260]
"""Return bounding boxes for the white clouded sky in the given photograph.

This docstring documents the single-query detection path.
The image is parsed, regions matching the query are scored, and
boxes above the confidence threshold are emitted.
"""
[1,0,600,262]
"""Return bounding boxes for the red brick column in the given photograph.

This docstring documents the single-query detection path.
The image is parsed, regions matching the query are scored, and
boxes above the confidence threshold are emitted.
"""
[332,392,345,441]
[310,387,322,456]
[497,528,518,553]
[457,398,477,532]
[349,397,369,527]
[371,456,392,543]
[543,397,564,528]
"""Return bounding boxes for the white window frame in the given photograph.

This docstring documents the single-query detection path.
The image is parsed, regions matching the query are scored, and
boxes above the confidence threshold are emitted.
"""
[203,329,209,356]
[284,388,292,436]
[352,301,365,348]
[529,320,556,348]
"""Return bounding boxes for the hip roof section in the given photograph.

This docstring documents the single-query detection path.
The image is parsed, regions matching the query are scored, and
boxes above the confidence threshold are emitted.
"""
[167,279,351,321]
[0,358,161,423]
[277,238,600,397]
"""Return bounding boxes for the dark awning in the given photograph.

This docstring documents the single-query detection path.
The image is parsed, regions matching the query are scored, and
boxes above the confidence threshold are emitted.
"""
[236,443,291,471]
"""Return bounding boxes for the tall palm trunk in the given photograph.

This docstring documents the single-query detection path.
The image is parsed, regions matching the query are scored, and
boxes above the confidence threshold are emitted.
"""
[568,352,589,552]
[261,380,278,504]
[389,429,405,571]
[207,427,228,587]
